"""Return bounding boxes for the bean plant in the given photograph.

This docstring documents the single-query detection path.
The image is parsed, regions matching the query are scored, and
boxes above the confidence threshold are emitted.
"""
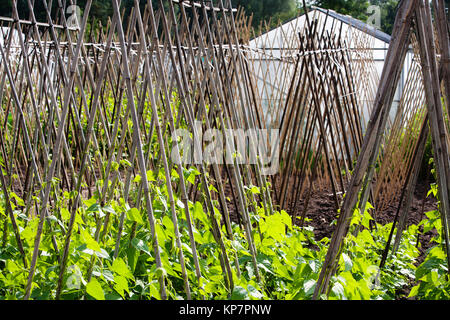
[1,165,444,300]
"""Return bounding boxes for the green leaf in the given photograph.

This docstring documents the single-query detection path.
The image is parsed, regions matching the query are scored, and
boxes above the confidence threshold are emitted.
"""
[280,210,292,230]
[66,274,81,290]
[74,209,85,227]
[330,282,345,299]
[193,202,208,225]
[146,170,156,182]
[428,245,446,260]
[5,260,20,273]
[187,172,196,185]
[171,169,179,180]
[162,215,175,238]
[350,208,361,226]
[79,246,110,259]
[86,278,105,300]
[359,229,376,246]
[86,203,101,213]
[66,265,85,290]
[113,275,129,298]
[155,222,167,243]
[249,186,260,194]
[111,161,119,172]
[361,207,374,229]
[425,209,439,220]
[416,256,443,279]
[131,238,151,256]
[247,285,263,299]
[60,208,71,221]
[10,192,25,207]
[272,258,292,280]
[176,199,185,209]
[21,217,38,245]
[111,258,134,280]
[231,286,249,300]
[127,246,139,273]
[355,280,371,299]
[204,281,217,294]
[303,279,316,297]
[81,229,102,252]
[149,282,161,300]
[342,253,353,272]
[408,284,420,298]
[426,270,439,286]
[261,214,285,242]
[120,159,132,168]
[102,269,114,282]
[105,292,122,300]
[102,205,115,215]
[127,208,144,224]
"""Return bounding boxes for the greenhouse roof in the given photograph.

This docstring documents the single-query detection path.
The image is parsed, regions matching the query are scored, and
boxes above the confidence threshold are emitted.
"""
[312,7,391,43]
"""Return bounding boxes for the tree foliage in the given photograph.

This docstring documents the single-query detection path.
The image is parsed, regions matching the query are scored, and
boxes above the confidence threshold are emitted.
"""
[312,0,371,22]
[0,0,114,25]
[311,0,398,34]
[0,0,447,36]
[370,0,399,34]
[0,0,299,30]
[231,0,299,28]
